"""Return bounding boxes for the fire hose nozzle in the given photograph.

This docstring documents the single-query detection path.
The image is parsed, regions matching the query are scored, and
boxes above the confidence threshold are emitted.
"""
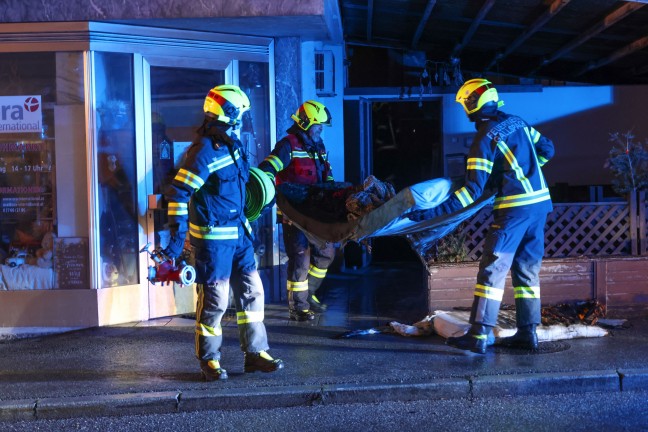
[140,243,196,286]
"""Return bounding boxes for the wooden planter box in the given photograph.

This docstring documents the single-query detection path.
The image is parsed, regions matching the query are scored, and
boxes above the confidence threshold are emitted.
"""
[426,256,648,317]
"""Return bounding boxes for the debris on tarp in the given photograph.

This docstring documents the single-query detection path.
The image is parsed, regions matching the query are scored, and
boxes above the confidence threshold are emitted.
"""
[276,175,396,223]
[346,175,397,221]
[277,181,354,223]
[276,176,495,261]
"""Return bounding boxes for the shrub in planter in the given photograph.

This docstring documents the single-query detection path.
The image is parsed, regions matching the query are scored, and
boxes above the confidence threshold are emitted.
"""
[605,131,648,194]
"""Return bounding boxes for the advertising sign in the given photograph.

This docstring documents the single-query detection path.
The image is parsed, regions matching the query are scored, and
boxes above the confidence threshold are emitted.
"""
[0,95,42,134]
[54,237,89,289]
[0,139,53,219]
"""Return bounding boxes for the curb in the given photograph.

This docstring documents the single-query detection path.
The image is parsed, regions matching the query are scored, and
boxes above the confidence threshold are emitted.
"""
[2,369,647,421]
[619,368,648,392]
[472,370,620,398]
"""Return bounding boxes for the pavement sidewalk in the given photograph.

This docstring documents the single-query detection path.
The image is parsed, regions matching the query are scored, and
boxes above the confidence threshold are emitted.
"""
[1,304,647,421]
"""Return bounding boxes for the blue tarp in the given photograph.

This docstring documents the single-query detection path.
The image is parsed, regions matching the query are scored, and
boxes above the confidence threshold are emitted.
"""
[275,178,495,263]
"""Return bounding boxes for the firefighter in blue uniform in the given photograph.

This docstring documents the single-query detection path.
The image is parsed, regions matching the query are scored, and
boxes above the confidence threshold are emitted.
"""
[164,85,284,380]
[408,78,555,354]
[258,100,335,321]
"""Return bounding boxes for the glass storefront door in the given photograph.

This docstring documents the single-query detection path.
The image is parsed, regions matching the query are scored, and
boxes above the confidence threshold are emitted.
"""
[143,58,274,318]
[148,66,225,246]
[145,62,226,318]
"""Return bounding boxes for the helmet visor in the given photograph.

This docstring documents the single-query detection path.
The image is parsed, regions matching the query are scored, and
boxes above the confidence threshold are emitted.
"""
[463,83,494,113]
[318,106,332,126]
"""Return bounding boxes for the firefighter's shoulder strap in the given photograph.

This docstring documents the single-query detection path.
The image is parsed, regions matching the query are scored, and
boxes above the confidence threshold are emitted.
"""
[286,133,299,152]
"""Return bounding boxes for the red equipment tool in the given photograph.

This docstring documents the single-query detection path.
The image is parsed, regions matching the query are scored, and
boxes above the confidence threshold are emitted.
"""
[139,243,196,286]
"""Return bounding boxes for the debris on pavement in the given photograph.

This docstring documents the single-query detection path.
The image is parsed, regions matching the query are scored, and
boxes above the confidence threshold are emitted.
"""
[596,318,629,329]
[389,314,436,337]
[334,326,394,339]
[336,301,615,342]
[540,300,606,326]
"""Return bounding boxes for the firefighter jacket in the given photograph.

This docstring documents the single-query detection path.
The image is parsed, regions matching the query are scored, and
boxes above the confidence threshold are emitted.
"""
[164,128,252,249]
[259,132,334,185]
[442,110,554,217]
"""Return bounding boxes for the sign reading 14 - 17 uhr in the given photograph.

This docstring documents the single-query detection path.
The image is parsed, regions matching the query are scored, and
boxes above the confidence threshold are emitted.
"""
[0,95,42,134]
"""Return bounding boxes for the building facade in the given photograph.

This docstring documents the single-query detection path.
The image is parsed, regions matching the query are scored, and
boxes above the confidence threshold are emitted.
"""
[0,1,345,330]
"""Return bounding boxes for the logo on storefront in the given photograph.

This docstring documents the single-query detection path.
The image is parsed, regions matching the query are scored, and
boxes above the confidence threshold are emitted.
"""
[24,97,40,112]
[0,95,42,134]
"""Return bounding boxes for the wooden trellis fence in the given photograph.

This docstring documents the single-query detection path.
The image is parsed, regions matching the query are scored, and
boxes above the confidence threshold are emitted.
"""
[460,192,647,261]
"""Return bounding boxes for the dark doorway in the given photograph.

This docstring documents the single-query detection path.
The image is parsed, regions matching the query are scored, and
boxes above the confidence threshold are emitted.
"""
[372,101,443,190]
[370,100,443,263]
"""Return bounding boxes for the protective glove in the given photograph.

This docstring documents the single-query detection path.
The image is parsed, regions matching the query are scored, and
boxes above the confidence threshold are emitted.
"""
[164,231,186,259]
[407,208,434,222]
[406,205,444,222]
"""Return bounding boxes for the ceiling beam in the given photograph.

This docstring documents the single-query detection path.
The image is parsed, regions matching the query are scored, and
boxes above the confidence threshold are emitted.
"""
[529,2,645,76]
[345,37,417,52]
[485,0,572,71]
[452,0,496,59]
[576,33,648,76]
[411,0,437,49]
[366,0,374,42]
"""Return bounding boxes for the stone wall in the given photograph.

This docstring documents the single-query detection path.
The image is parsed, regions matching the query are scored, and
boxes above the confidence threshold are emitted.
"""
[0,0,323,22]
[274,37,302,141]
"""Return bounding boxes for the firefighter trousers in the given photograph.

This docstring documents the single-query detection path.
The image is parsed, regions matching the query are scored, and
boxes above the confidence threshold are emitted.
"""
[193,228,269,362]
[282,223,335,311]
[469,212,547,328]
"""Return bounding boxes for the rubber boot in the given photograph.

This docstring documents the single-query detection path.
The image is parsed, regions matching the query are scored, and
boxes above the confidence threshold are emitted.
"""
[244,351,285,373]
[199,359,228,381]
[497,324,538,350]
[288,289,315,321]
[307,272,328,313]
[308,293,328,313]
[446,324,491,354]
[289,308,316,321]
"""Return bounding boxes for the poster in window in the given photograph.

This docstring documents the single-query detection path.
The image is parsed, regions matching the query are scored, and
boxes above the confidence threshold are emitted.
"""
[54,237,89,289]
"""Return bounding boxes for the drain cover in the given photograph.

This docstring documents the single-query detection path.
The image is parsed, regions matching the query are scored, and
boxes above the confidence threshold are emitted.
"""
[493,340,571,355]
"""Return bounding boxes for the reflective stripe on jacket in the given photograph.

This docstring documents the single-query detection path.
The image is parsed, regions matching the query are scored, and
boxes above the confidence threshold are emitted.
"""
[165,135,252,247]
[259,134,333,185]
[447,111,554,216]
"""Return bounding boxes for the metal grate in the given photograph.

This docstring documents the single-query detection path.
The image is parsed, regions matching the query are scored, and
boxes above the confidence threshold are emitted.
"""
[493,341,571,355]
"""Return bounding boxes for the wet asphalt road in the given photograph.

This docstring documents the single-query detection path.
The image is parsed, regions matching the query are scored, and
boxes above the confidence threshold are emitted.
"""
[1,389,647,432]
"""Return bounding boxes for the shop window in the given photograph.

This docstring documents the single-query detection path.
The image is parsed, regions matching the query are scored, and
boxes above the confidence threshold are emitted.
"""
[94,52,139,288]
[0,52,85,290]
